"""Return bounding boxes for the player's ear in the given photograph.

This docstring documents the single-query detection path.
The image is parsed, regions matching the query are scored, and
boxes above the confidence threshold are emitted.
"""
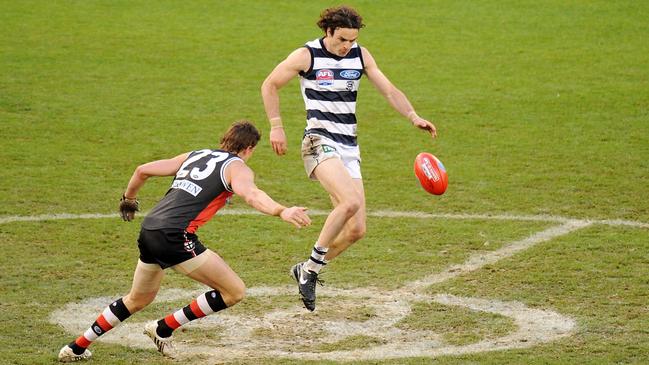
[242,145,255,160]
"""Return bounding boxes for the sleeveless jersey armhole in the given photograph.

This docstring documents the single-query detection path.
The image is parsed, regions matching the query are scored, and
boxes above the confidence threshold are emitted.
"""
[358,45,366,73]
[219,157,243,192]
[299,45,314,77]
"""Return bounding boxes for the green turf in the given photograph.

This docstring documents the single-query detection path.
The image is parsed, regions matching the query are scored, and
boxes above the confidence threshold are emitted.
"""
[431,225,649,364]
[1,0,648,364]
[397,301,516,346]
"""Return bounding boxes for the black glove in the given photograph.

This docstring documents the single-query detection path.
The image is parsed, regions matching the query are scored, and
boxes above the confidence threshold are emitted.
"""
[119,195,139,222]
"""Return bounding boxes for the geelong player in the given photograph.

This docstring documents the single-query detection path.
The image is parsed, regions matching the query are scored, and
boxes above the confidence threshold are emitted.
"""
[261,6,436,311]
[57,121,311,362]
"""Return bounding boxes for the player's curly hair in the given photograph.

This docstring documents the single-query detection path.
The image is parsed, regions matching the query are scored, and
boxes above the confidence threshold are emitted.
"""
[220,120,261,153]
[317,5,365,35]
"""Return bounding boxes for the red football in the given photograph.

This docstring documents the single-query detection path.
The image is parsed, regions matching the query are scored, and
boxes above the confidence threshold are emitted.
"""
[414,152,448,195]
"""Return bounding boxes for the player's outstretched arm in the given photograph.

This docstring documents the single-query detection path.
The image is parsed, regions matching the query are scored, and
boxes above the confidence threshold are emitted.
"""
[119,152,190,221]
[261,47,311,156]
[229,161,311,228]
[361,47,437,139]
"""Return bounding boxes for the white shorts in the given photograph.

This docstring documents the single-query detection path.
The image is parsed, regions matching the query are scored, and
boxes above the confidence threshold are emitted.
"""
[301,134,362,180]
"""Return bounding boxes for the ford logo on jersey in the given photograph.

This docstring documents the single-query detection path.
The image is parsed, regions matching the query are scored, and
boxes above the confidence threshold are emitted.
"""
[316,69,334,86]
[340,70,361,79]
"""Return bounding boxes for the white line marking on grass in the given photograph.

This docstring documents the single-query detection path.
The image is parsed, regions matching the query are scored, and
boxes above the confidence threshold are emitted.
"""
[3,209,647,228]
[45,211,599,362]
[401,220,592,291]
[597,219,649,229]
[369,210,574,224]
[0,213,116,224]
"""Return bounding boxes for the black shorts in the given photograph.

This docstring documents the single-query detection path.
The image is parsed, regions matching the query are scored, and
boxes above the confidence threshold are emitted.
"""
[137,228,207,269]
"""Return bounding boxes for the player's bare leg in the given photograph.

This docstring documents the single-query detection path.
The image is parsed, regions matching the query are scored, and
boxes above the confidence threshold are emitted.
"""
[325,179,366,261]
[121,263,178,358]
[123,261,165,312]
[292,158,361,311]
[312,158,362,249]
[59,261,164,362]
[144,250,245,357]
[183,250,246,306]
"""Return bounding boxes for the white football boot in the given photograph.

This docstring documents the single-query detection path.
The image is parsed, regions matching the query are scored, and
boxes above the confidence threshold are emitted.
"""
[144,321,177,358]
[58,345,91,362]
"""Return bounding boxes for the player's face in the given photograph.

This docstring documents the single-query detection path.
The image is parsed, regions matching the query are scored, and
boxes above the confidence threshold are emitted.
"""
[325,28,359,57]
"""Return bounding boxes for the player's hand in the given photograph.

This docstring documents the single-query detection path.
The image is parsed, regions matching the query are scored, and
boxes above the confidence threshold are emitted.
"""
[270,127,288,155]
[280,206,311,228]
[412,117,437,138]
[119,195,139,222]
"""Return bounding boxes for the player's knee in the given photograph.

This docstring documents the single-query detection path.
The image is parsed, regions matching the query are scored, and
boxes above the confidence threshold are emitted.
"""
[230,288,246,305]
[340,198,361,218]
[347,224,366,242]
[123,291,156,312]
[223,280,246,306]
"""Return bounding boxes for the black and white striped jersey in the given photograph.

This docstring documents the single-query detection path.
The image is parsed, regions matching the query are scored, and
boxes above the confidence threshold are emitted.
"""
[142,149,241,233]
[299,37,365,147]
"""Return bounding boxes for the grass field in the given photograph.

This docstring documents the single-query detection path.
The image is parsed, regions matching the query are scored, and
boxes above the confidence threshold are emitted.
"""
[1,1,648,364]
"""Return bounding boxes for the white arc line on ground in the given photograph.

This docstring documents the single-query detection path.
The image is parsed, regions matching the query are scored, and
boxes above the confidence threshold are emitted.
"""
[47,214,594,362]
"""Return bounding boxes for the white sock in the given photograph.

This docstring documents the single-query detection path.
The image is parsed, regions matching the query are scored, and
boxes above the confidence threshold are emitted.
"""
[303,244,328,273]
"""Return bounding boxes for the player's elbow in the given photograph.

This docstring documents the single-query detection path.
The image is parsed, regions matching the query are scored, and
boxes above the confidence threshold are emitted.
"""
[261,78,277,97]
[261,76,273,91]
[134,165,150,181]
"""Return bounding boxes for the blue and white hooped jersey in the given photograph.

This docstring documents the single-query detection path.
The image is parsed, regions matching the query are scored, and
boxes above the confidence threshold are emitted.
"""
[299,38,365,147]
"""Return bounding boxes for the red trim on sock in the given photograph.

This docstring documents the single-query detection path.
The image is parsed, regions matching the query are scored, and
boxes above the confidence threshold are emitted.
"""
[96,314,113,332]
[190,299,206,318]
[75,335,91,348]
[164,314,181,329]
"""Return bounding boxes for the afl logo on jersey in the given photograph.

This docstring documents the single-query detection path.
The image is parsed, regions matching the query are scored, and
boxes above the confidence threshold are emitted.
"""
[316,69,334,86]
[340,70,361,79]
